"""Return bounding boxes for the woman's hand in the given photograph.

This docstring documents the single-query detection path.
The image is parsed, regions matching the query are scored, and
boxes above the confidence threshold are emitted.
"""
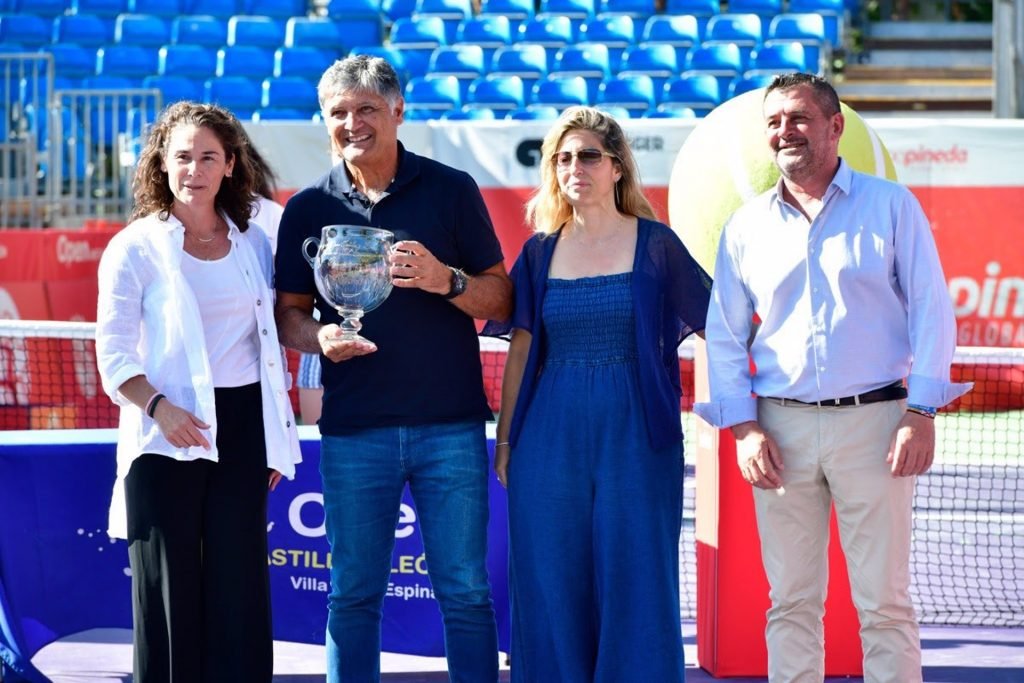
[153,399,211,450]
[494,444,510,488]
[268,469,283,491]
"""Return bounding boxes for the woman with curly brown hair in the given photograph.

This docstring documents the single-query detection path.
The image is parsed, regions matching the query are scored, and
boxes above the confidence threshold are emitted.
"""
[95,101,301,682]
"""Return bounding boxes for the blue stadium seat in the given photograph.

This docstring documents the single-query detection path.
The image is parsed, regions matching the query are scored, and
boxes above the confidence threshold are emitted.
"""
[664,0,719,40]
[129,0,183,16]
[598,0,654,38]
[787,0,843,47]
[683,43,743,95]
[227,16,286,47]
[516,15,573,72]
[745,42,806,77]
[185,0,240,19]
[72,0,127,15]
[217,45,274,77]
[478,0,533,36]
[262,74,318,110]
[505,104,559,120]
[158,44,217,78]
[324,0,384,48]
[44,44,98,78]
[640,15,698,66]
[618,44,677,93]
[172,15,228,46]
[550,43,609,102]
[531,74,588,108]
[727,72,773,98]
[597,74,655,116]
[454,15,511,68]
[83,73,137,88]
[53,14,114,47]
[347,45,409,83]
[114,14,171,47]
[428,44,486,101]
[490,43,547,92]
[96,44,159,79]
[465,74,524,111]
[704,13,763,68]
[727,0,782,26]
[442,106,496,120]
[0,15,52,47]
[538,0,595,40]
[412,0,472,44]
[17,0,70,17]
[382,0,417,23]
[143,74,203,103]
[660,73,720,115]
[389,16,447,78]
[596,104,631,119]
[326,0,382,17]
[767,13,826,72]
[403,74,460,111]
[285,18,342,49]
[648,105,696,118]
[245,0,307,18]
[403,107,444,120]
[205,75,262,117]
[577,14,633,71]
[274,46,337,79]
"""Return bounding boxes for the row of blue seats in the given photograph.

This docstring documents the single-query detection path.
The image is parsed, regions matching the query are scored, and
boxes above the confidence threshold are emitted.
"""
[1,0,309,19]
[0,13,381,51]
[0,11,836,56]
[386,12,835,76]
[403,72,771,118]
[4,31,821,80]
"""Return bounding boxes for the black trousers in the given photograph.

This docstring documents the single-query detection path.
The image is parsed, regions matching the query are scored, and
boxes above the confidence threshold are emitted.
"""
[125,382,273,683]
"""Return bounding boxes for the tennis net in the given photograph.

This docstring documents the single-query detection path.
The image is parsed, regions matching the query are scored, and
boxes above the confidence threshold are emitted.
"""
[1,321,1021,626]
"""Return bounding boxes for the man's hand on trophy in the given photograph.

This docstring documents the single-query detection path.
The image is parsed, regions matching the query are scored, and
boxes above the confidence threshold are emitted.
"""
[390,240,451,295]
[318,323,377,362]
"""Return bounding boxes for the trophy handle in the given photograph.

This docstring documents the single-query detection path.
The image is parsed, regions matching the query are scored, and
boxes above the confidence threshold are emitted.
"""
[301,237,320,267]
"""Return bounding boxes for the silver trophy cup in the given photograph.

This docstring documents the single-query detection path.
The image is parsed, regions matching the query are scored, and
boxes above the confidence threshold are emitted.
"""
[302,225,395,344]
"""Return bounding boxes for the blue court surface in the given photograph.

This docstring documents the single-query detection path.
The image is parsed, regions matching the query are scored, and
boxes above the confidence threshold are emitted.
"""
[30,622,1024,682]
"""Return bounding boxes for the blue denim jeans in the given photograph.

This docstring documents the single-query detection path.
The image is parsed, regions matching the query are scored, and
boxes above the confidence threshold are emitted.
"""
[320,421,498,683]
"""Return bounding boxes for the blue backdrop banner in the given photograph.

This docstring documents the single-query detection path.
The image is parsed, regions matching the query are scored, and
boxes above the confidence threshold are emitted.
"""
[0,428,510,682]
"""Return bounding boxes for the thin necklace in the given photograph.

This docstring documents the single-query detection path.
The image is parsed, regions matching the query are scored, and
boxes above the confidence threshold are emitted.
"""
[193,234,215,243]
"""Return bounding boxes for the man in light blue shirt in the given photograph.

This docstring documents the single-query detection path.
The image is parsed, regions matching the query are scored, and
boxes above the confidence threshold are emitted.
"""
[695,74,971,683]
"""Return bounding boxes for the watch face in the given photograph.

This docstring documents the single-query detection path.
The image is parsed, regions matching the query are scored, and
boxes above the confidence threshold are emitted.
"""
[445,267,467,299]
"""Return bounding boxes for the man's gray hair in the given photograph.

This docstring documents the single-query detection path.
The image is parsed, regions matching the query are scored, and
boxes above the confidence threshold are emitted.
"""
[318,54,402,108]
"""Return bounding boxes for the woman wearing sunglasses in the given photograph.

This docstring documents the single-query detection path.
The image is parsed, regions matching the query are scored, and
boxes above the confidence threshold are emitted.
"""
[485,106,712,681]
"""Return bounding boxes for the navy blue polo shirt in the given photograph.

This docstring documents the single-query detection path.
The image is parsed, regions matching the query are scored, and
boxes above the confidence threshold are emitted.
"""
[275,143,505,434]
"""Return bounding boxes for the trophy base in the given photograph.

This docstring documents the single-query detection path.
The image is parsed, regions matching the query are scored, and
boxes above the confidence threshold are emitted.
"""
[337,332,375,346]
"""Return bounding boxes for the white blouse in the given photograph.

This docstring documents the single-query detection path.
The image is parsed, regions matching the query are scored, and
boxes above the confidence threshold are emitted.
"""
[95,211,302,538]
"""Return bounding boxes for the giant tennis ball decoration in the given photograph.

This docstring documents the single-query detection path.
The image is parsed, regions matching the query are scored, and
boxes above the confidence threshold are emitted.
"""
[669,88,898,276]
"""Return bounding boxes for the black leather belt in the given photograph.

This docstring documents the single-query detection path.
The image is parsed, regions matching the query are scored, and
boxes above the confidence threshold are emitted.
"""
[768,381,907,407]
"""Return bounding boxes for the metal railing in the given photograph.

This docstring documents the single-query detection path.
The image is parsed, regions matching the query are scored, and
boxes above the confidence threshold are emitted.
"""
[0,54,161,229]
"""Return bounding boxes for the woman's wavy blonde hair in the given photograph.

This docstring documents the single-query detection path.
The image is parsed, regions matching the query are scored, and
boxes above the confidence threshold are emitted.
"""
[130,101,259,230]
[525,106,656,235]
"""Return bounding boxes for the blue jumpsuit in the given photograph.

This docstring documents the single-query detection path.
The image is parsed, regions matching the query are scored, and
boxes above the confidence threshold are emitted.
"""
[507,272,686,683]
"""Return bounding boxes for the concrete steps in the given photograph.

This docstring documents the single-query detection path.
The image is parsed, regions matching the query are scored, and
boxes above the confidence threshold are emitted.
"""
[837,20,993,112]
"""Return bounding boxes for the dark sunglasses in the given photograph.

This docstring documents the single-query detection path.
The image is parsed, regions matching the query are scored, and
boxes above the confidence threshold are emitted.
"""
[553,148,617,168]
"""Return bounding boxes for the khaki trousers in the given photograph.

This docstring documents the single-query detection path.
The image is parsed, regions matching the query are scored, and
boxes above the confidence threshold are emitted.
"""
[753,398,922,683]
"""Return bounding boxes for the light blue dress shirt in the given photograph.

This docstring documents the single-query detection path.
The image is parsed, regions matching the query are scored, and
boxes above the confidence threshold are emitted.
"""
[694,160,972,429]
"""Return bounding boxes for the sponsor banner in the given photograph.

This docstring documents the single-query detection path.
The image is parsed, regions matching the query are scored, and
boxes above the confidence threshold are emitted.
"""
[0,431,511,669]
[0,229,116,282]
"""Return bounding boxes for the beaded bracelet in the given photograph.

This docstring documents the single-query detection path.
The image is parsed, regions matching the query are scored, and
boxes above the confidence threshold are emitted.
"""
[146,393,166,418]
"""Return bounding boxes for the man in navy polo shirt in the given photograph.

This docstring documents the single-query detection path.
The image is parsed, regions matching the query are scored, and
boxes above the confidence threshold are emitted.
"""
[274,55,512,683]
